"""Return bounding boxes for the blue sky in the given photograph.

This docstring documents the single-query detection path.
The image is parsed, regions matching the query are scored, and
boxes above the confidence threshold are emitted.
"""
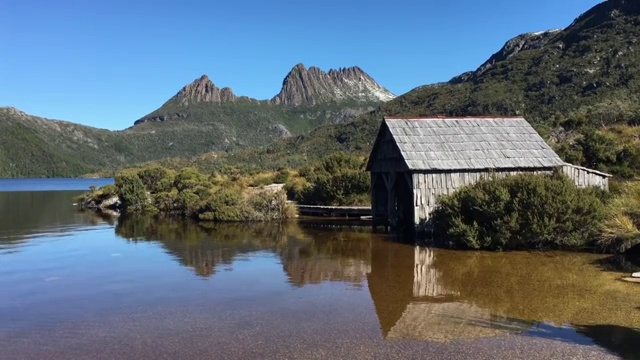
[1,0,602,130]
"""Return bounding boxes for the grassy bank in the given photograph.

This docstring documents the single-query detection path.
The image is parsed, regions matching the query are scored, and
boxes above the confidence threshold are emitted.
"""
[599,181,640,253]
[77,166,297,222]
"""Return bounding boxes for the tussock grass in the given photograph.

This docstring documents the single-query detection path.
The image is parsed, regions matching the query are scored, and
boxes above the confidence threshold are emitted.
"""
[599,181,640,253]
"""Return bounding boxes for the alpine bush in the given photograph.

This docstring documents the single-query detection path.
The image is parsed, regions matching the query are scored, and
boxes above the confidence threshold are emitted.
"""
[115,171,156,214]
[431,172,608,250]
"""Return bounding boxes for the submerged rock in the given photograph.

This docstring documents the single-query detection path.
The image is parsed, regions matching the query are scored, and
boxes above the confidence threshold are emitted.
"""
[632,272,640,278]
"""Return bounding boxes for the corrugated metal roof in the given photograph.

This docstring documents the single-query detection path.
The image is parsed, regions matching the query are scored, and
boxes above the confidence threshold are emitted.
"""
[382,117,565,171]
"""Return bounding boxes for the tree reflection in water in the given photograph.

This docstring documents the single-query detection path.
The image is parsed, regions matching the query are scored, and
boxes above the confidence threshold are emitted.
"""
[114,216,372,284]
[113,216,640,354]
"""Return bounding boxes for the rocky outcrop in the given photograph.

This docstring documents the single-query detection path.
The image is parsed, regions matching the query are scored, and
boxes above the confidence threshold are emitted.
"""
[133,112,188,126]
[78,194,122,217]
[272,124,292,138]
[271,64,395,106]
[173,75,238,106]
[451,30,560,83]
[480,30,560,69]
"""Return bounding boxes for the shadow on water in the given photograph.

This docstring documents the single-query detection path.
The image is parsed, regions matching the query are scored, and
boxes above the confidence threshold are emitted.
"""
[592,254,640,273]
[574,324,640,360]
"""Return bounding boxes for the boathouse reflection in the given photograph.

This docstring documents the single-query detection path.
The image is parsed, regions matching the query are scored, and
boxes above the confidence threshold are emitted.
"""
[368,244,528,342]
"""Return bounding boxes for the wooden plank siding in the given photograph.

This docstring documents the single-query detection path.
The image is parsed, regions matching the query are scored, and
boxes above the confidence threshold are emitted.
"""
[367,124,409,173]
[562,165,610,191]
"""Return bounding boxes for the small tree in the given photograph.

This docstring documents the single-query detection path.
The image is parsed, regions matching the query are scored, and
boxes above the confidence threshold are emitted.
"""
[116,171,154,214]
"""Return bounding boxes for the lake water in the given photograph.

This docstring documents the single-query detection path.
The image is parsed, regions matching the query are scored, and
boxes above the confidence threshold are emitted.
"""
[0,181,639,359]
[0,177,113,192]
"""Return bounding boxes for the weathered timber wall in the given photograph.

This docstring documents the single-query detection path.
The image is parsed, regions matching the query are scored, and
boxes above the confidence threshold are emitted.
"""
[368,127,408,173]
[562,165,609,191]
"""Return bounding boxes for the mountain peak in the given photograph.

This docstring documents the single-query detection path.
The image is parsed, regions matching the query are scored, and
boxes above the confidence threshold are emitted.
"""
[456,29,561,81]
[173,75,237,106]
[554,0,640,47]
[272,64,395,106]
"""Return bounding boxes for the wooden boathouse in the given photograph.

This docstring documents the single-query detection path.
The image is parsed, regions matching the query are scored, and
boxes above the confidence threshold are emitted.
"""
[366,117,611,230]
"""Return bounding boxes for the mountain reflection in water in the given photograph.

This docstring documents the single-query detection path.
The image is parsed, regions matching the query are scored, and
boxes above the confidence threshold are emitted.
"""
[1,189,639,358]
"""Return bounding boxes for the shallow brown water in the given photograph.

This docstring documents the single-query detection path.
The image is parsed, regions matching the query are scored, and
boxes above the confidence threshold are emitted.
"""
[0,189,639,359]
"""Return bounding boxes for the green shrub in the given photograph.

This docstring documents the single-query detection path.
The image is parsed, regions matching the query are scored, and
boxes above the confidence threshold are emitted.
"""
[176,189,201,217]
[431,173,608,251]
[75,183,119,206]
[153,188,179,213]
[138,166,176,193]
[174,167,209,191]
[79,165,295,222]
[273,169,290,184]
[295,152,370,206]
[99,184,118,197]
[198,188,244,221]
[116,171,156,214]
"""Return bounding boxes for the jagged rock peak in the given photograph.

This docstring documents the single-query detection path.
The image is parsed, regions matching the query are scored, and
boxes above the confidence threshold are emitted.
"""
[272,63,395,106]
[174,74,237,106]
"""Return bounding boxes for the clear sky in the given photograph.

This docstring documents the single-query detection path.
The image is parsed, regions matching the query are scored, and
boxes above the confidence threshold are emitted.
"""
[1,0,602,130]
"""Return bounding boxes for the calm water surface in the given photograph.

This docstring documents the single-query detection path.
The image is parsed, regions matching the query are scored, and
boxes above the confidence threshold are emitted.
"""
[0,177,113,192]
[0,183,639,359]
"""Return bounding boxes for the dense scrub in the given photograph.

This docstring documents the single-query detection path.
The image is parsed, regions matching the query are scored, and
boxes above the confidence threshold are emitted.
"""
[79,166,296,222]
[430,173,609,251]
[285,152,370,206]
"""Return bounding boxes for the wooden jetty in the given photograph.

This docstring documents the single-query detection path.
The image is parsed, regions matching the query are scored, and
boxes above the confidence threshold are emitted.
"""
[296,205,371,218]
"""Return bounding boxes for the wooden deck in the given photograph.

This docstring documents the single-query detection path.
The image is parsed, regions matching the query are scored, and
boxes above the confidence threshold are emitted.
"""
[296,205,371,218]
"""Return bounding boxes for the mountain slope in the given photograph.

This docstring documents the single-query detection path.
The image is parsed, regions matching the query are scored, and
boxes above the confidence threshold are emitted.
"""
[0,107,132,177]
[0,64,394,177]
[222,0,640,176]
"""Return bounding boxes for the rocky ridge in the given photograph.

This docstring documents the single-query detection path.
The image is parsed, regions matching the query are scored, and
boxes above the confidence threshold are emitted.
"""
[174,75,239,106]
[133,63,394,127]
[451,30,561,83]
[271,64,395,106]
